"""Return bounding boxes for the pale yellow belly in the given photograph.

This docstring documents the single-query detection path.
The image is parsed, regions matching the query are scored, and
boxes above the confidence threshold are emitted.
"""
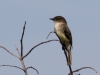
[56,31,71,50]
[56,31,69,42]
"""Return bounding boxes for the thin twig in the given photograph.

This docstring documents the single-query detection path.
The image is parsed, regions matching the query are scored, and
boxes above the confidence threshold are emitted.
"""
[23,39,59,59]
[46,31,55,39]
[0,65,24,72]
[0,46,19,59]
[27,66,39,74]
[69,67,98,75]
[20,21,26,57]
[15,45,21,57]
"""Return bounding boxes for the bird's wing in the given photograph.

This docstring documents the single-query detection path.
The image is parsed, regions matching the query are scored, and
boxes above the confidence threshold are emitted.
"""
[62,24,72,47]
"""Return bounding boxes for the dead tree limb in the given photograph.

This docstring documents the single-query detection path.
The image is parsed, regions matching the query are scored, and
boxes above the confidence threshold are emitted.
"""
[23,39,59,59]
[0,46,19,59]
[19,21,28,75]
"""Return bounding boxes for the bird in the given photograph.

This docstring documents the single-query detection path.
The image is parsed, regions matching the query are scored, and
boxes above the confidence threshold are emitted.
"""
[50,16,73,66]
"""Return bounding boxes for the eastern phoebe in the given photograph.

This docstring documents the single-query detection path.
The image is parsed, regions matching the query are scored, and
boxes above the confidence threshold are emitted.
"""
[50,16,72,66]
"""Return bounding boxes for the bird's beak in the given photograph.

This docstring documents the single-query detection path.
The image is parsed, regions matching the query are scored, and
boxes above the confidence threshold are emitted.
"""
[49,18,54,20]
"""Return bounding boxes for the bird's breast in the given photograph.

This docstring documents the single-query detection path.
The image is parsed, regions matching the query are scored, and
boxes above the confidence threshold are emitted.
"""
[54,24,69,42]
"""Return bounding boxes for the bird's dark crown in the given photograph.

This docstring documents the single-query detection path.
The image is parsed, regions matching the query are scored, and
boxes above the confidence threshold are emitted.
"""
[50,16,67,23]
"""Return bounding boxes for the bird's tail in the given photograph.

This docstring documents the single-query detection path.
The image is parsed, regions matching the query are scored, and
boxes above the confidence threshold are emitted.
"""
[67,50,72,66]
[65,44,72,66]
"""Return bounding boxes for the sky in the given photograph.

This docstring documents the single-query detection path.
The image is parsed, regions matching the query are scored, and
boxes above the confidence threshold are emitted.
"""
[0,0,100,75]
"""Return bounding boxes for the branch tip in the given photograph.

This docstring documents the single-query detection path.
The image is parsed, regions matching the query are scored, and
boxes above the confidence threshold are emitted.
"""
[27,66,39,74]
[46,31,55,39]
[0,65,24,72]
[69,67,98,75]
[0,46,19,58]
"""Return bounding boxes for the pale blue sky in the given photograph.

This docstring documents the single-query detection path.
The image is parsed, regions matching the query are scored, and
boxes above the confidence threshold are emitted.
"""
[0,0,100,75]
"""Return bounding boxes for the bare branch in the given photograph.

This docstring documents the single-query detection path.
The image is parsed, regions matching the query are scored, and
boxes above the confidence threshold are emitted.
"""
[0,65,24,72]
[15,45,21,57]
[46,31,55,39]
[19,58,28,75]
[19,21,28,75]
[0,46,19,59]
[20,21,26,57]
[69,67,98,75]
[27,66,39,74]
[23,39,59,59]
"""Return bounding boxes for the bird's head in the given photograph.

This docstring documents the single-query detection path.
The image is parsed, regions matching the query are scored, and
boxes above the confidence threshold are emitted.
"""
[50,16,67,23]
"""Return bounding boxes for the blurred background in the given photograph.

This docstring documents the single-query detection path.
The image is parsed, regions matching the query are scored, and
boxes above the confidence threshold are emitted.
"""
[0,0,100,75]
